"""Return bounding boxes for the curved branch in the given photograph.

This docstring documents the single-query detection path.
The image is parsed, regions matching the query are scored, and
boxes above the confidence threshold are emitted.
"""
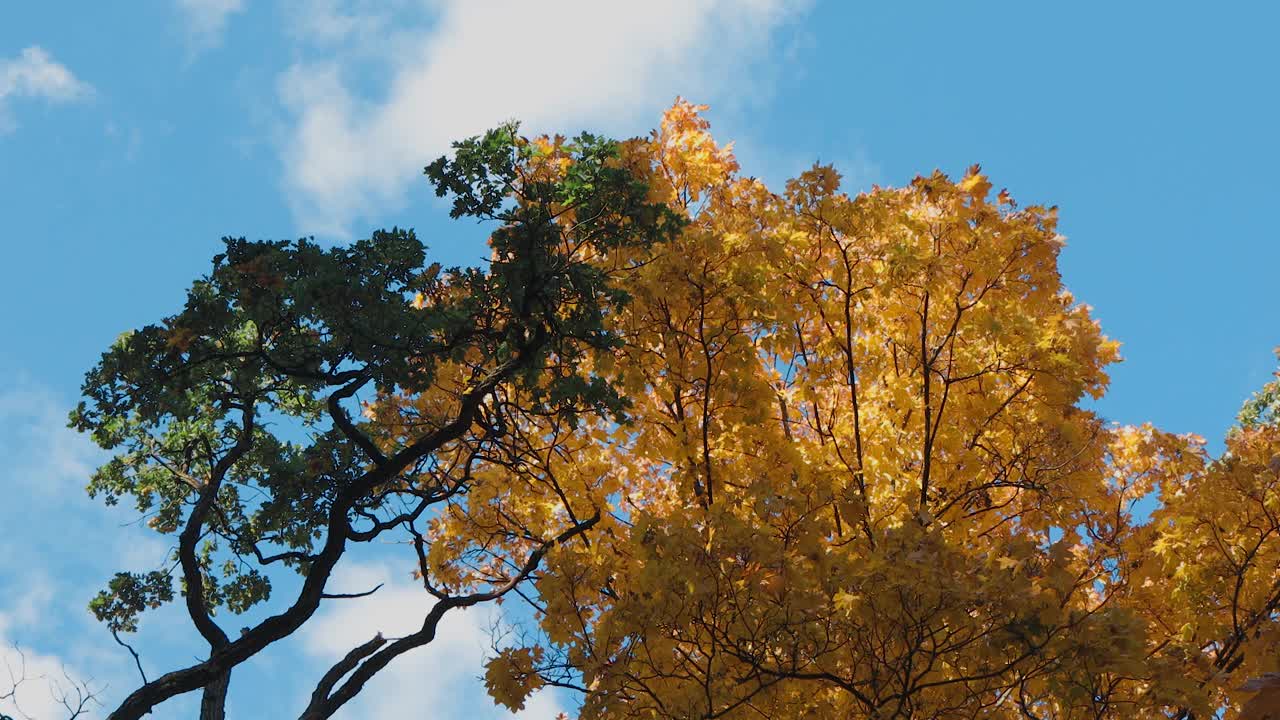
[299,511,600,720]
[321,584,384,600]
[326,375,385,466]
[177,404,257,651]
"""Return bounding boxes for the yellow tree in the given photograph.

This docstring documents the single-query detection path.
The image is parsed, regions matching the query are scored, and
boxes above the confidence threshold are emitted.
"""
[459,102,1280,720]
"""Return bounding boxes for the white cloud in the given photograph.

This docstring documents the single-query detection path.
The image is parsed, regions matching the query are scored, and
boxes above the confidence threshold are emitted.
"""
[277,0,812,237]
[176,0,247,53]
[0,638,100,720]
[0,383,103,719]
[0,46,92,133]
[302,561,567,719]
[0,591,104,720]
[0,377,197,716]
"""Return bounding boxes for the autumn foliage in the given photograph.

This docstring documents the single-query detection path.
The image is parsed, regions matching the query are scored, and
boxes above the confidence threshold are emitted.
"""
[75,100,1280,720]
[398,102,1280,719]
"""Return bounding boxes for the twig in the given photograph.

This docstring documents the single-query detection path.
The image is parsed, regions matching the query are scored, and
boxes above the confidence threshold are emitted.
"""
[321,583,384,600]
[112,628,148,685]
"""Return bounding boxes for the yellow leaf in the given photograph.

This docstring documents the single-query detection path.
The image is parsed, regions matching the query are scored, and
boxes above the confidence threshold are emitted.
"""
[959,165,992,198]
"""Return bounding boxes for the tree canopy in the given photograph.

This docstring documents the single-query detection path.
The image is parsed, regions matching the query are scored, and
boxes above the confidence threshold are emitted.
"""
[73,101,1280,720]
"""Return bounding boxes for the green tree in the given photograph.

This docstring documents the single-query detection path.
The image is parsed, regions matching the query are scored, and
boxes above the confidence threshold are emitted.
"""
[71,124,680,720]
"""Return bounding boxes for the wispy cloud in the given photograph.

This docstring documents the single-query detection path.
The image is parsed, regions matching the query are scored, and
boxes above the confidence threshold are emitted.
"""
[0,622,103,720]
[105,121,144,163]
[0,377,174,715]
[276,0,813,238]
[0,376,170,574]
[0,46,92,134]
[0,381,99,498]
[175,0,246,54]
[0,572,108,720]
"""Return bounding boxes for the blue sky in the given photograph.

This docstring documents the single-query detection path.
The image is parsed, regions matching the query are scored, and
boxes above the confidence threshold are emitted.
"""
[1,1,1277,718]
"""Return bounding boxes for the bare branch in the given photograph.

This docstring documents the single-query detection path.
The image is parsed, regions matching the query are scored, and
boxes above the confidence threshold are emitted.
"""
[320,584,384,600]
[111,629,148,686]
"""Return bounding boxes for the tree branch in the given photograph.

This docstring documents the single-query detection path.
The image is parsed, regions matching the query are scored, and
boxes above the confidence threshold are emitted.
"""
[299,510,600,720]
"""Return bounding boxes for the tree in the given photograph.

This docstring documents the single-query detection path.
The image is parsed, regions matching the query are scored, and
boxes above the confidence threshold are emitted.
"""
[70,124,682,720]
[75,100,1280,720]
[449,102,1280,719]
